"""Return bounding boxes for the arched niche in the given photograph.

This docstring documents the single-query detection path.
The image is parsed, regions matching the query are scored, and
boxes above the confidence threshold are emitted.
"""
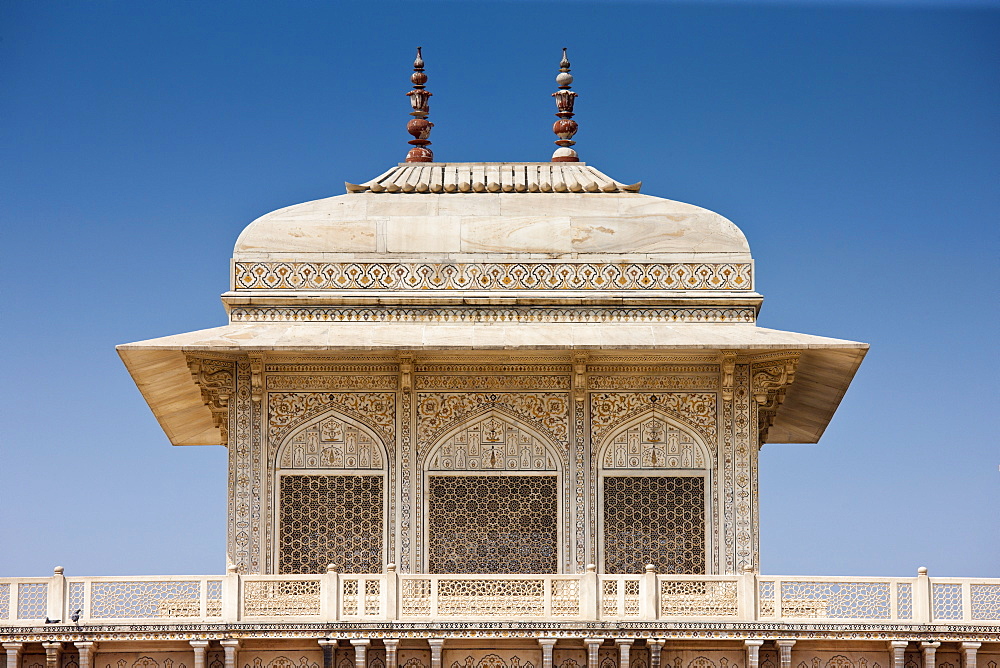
[600,412,711,471]
[276,412,386,471]
[423,411,563,574]
[597,411,712,575]
[425,411,561,473]
[274,410,389,574]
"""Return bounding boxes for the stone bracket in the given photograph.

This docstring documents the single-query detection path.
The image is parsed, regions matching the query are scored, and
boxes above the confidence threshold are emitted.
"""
[187,356,237,441]
[573,353,588,402]
[399,353,414,392]
[249,354,264,403]
[720,350,738,401]
[751,354,800,442]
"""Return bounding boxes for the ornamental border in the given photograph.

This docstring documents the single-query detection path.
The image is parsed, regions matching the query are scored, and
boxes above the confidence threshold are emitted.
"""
[233,262,753,292]
[229,307,756,324]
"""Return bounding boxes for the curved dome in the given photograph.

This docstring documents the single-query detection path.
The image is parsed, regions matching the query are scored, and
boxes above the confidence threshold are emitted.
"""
[121,163,866,452]
[234,163,751,262]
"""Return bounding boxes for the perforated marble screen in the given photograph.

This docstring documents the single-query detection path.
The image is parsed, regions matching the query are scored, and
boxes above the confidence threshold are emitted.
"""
[279,474,383,574]
[603,476,705,574]
[427,475,558,574]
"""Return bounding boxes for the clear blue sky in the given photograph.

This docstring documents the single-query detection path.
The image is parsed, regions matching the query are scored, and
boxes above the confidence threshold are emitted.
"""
[1,0,997,578]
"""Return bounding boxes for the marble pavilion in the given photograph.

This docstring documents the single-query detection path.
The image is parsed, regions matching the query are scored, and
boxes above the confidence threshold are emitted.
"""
[3,48,997,668]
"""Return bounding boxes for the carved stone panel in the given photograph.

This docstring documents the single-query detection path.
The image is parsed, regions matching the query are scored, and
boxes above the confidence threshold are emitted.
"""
[603,417,707,469]
[278,416,384,470]
[427,414,558,471]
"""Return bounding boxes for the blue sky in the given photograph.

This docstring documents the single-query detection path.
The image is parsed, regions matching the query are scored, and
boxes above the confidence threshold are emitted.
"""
[1,0,997,578]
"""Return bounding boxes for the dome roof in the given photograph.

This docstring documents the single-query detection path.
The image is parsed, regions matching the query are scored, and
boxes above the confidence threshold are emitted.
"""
[233,163,751,261]
[120,162,866,450]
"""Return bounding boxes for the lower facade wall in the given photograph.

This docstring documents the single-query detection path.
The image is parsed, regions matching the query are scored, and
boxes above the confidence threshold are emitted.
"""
[9,643,999,668]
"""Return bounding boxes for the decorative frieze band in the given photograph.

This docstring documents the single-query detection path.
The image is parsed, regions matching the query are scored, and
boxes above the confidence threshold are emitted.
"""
[229,306,756,323]
[266,375,399,390]
[589,364,718,374]
[265,362,399,373]
[233,262,753,291]
[415,363,572,373]
[414,375,570,390]
[589,375,719,390]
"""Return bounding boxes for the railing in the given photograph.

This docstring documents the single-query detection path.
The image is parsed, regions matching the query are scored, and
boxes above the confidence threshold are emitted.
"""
[1,567,997,625]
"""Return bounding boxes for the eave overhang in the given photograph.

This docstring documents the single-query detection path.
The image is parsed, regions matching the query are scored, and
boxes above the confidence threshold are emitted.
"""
[117,322,866,448]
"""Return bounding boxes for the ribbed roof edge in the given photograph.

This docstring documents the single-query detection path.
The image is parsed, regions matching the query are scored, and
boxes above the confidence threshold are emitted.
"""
[345,163,641,194]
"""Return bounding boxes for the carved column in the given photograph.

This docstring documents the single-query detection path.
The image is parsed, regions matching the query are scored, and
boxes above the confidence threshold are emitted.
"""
[383,640,400,668]
[920,642,939,668]
[3,643,23,668]
[75,643,97,668]
[539,639,558,668]
[318,640,337,668]
[428,639,445,668]
[889,641,909,668]
[615,639,633,668]
[191,640,209,668]
[584,639,603,668]
[962,642,981,668]
[42,643,62,668]
[776,640,795,668]
[745,640,764,668]
[648,640,665,668]
[351,639,370,668]
[221,639,240,668]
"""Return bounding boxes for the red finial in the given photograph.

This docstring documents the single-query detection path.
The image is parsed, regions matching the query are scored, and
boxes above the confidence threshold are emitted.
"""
[405,47,434,163]
[551,47,579,162]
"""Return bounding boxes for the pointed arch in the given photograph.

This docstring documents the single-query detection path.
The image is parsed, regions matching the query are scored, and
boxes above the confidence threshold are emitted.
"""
[687,659,716,668]
[826,659,854,668]
[425,410,562,472]
[423,410,563,573]
[597,409,711,575]
[274,408,388,574]
[597,410,711,471]
[275,409,389,471]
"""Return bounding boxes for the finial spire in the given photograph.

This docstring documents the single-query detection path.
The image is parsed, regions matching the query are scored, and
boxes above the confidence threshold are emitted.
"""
[405,47,434,163]
[551,47,579,162]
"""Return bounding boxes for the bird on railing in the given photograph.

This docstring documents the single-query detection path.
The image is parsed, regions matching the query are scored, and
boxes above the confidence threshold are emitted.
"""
[71,609,81,623]
[44,616,61,624]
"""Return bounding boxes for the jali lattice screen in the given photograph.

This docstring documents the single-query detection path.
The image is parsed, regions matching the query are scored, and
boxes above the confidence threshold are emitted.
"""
[603,476,705,574]
[279,475,383,574]
[428,475,558,574]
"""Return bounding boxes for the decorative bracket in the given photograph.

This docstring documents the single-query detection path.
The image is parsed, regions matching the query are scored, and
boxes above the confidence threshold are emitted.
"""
[751,355,800,442]
[399,353,414,392]
[186,356,236,442]
[719,350,738,401]
[573,353,588,402]
[249,354,264,403]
